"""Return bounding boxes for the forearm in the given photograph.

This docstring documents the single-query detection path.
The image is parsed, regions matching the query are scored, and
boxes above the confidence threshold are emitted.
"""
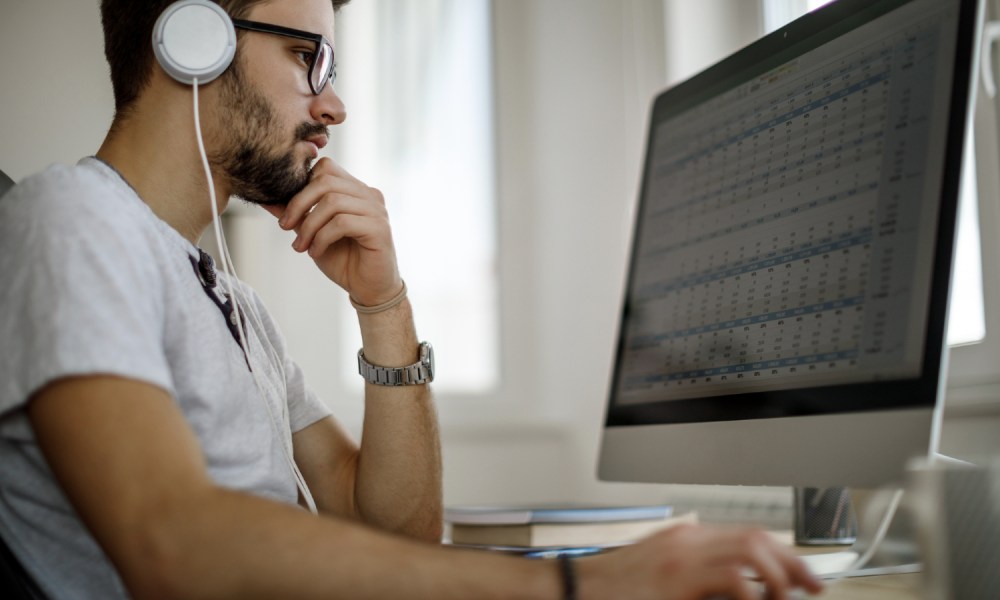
[131,487,557,600]
[354,297,443,540]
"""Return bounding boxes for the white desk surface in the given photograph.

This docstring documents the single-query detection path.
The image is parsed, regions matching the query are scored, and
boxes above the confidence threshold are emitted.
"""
[815,573,919,599]
[795,543,921,600]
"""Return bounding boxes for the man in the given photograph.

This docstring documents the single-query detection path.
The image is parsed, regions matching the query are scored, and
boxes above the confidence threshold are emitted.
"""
[0,0,824,597]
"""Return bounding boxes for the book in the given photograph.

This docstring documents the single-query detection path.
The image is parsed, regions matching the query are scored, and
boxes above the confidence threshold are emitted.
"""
[444,504,673,526]
[446,505,697,548]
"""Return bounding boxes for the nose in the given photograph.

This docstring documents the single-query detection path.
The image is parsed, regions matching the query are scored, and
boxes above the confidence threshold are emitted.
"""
[312,84,346,126]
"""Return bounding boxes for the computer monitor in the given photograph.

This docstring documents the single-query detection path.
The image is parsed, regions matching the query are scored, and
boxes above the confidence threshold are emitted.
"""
[598,0,981,490]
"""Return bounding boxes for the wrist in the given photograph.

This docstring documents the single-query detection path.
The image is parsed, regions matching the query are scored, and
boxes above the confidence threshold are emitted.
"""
[356,297,419,367]
[350,280,407,314]
[357,342,434,386]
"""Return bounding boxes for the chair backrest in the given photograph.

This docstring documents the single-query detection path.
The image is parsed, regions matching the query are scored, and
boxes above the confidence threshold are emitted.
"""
[0,533,47,599]
[0,168,46,598]
[0,168,15,197]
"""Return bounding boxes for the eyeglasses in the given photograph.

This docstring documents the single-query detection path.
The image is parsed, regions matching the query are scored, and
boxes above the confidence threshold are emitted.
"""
[232,19,336,95]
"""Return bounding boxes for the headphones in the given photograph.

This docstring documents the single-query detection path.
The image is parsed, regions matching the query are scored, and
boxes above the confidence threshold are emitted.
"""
[152,0,237,85]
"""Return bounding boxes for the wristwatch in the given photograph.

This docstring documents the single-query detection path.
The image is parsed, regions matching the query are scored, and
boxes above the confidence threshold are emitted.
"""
[357,342,435,386]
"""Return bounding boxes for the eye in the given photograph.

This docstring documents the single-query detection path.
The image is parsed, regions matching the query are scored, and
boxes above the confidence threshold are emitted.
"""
[293,49,315,67]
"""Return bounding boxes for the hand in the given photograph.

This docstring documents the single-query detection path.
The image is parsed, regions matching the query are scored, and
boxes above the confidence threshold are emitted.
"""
[262,158,402,306]
[576,523,824,600]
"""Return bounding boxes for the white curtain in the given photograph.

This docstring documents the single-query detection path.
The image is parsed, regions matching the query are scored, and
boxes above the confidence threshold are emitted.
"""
[333,0,499,393]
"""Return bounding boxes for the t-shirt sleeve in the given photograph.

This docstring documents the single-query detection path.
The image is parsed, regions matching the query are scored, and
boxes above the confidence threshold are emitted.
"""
[0,168,174,418]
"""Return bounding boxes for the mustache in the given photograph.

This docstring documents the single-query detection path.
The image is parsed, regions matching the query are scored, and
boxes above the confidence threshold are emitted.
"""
[296,122,329,142]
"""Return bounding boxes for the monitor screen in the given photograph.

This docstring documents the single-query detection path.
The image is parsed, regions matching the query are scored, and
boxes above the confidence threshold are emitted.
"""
[599,0,979,489]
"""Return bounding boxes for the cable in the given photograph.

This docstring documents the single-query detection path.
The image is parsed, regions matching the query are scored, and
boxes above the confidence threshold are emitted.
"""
[845,488,904,573]
[192,79,318,515]
[817,487,903,590]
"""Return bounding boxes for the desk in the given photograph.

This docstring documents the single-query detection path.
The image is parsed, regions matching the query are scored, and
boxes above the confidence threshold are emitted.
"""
[813,573,919,599]
[446,529,924,598]
[795,544,921,599]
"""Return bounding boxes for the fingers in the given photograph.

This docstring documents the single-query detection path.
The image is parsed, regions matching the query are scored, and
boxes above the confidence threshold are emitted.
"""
[626,524,823,599]
[265,157,402,301]
[291,195,388,257]
[745,533,822,596]
[302,213,390,260]
[705,529,791,597]
[689,566,761,600]
[703,527,823,598]
[280,172,383,235]
[312,155,364,184]
[275,158,390,257]
[782,554,825,595]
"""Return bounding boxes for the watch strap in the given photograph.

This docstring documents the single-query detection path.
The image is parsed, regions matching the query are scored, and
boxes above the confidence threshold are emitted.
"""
[357,343,433,386]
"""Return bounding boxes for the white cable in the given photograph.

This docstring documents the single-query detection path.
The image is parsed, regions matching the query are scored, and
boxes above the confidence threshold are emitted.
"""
[212,229,314,511]
[821,487,904,588]
[192,79,317,515]
[846,488,904,573]
[217,234,288,400]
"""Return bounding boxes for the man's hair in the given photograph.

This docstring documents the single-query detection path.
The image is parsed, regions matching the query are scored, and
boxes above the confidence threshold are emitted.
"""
[99,0,348,121]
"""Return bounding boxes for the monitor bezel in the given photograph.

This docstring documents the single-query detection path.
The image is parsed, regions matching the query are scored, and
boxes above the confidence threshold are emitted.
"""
[603,0,980,430]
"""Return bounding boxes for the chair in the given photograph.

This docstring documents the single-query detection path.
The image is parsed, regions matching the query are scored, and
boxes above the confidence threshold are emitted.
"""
[0,534,46,600]
[0,167,47,598]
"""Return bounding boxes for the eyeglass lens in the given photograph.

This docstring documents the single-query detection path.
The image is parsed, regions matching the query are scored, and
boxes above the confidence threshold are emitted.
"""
[312,43,335,94]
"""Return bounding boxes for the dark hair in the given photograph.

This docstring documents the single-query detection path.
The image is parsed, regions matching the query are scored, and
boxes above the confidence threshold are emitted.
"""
[99,0,348,122]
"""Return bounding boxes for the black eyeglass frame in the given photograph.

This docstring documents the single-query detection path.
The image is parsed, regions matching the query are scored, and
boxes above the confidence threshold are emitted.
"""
[231,19,336,95]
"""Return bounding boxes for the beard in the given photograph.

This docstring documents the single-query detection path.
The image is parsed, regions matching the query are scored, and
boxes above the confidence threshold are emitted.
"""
[211,62,328,206]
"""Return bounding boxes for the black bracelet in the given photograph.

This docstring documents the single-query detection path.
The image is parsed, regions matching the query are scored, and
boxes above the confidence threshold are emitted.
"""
[557,555,577,600]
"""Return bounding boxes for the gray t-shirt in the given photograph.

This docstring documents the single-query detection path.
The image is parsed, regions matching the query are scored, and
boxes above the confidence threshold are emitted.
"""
[0,158,332,598]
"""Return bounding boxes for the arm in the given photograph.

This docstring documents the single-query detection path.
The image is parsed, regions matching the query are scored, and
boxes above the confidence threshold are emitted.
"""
[27,376,535,599]
[30,376,821,599]
[292,297,442,540]
[267,157,441,540]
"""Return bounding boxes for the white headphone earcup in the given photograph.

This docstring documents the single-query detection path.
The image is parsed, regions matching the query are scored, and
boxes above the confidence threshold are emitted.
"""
[153,0,236,85]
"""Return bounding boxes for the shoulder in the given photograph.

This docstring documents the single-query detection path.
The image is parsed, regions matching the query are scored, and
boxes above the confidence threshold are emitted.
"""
[6,161,112,207]
[0,164,182,411]
[0,159,176,319]
[2,160,144,236]
[0,160,174,274]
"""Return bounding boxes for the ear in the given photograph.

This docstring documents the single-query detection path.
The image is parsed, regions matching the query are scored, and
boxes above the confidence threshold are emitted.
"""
[152,0,237,85]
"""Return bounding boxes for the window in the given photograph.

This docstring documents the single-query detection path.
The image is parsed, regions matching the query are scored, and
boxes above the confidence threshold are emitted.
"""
[224,0,499,427]
[332,0,499,396]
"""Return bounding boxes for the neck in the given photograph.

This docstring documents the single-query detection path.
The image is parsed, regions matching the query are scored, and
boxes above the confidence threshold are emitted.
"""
[96,85,231,245]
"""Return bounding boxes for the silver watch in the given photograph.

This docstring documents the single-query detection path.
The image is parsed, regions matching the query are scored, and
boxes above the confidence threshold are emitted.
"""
[357,342,435,386]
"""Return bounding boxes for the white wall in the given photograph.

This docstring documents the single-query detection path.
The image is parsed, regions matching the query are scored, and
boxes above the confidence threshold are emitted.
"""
[0,1,113,180]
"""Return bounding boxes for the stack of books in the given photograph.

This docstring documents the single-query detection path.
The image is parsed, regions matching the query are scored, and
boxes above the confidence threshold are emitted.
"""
[444,504,697,553]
